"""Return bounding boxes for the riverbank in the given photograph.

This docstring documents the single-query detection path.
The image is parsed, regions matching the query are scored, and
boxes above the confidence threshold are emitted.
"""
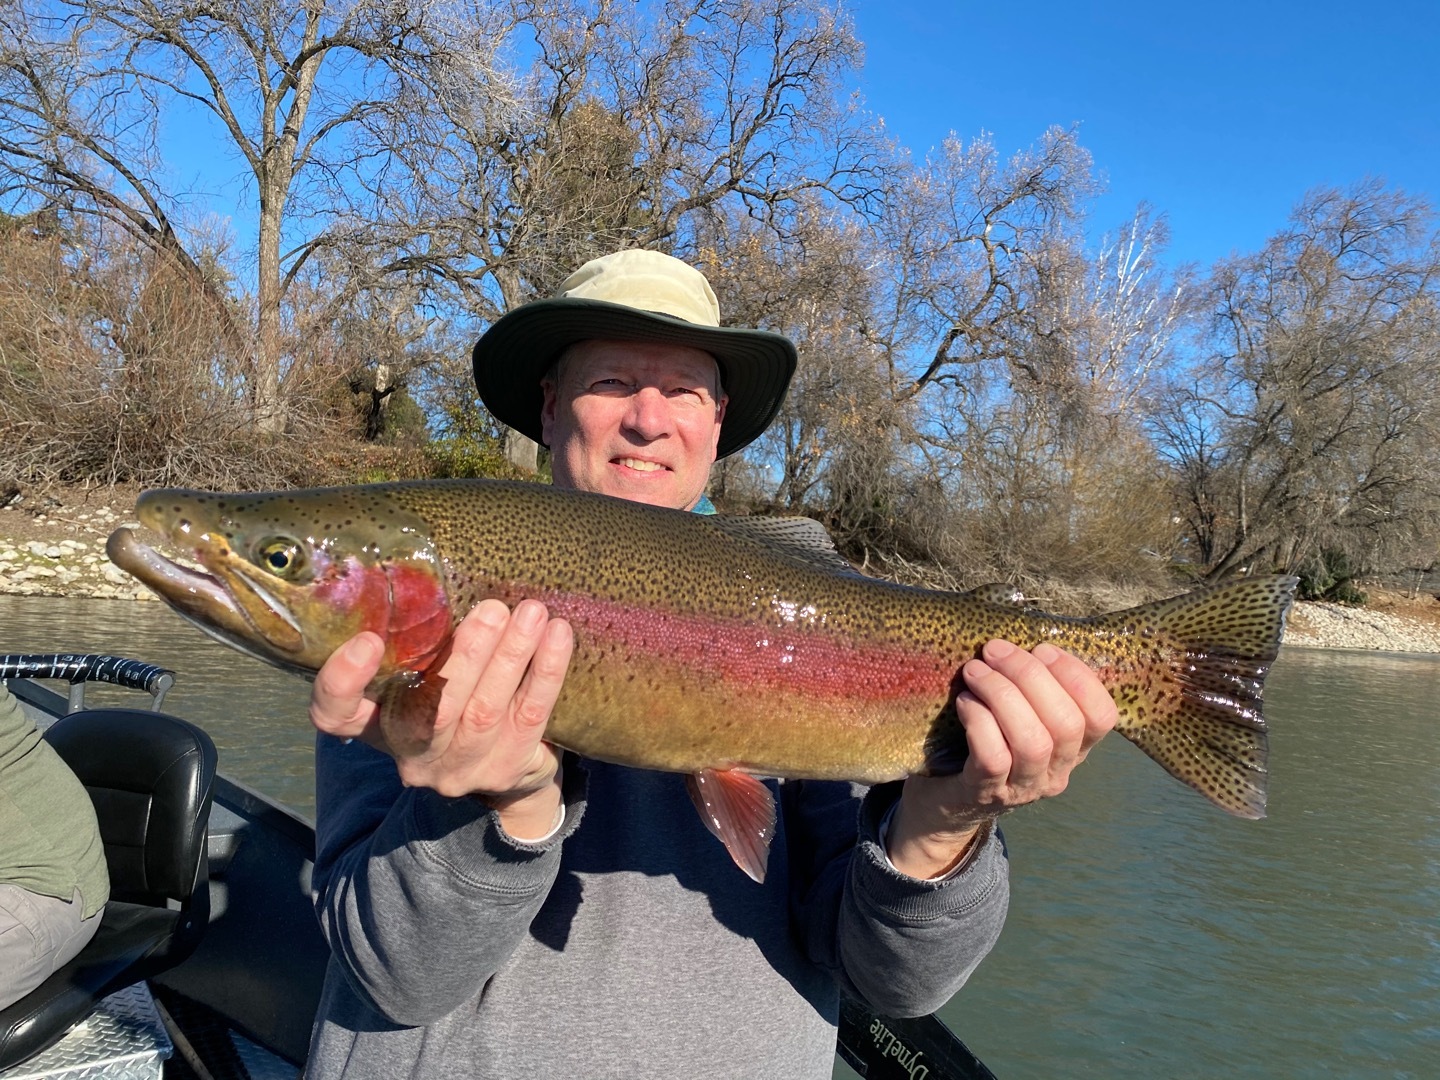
[0,487,151,601]
[4,485,1439,652]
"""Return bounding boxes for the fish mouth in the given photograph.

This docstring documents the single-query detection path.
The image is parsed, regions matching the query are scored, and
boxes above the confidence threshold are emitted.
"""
[106,527,310,666]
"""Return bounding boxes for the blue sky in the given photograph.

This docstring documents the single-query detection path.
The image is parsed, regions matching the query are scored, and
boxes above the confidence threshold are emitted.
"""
[153,1,1437,276]
[850,0,1439,269]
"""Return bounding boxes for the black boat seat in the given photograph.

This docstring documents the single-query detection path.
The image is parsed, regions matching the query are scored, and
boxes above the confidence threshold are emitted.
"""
[0,708,218,1070]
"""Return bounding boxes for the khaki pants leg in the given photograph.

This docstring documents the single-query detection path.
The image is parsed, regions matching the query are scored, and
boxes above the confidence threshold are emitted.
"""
[0,885,103,1011]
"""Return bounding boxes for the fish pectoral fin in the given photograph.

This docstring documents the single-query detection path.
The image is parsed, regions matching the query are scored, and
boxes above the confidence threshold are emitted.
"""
[685,769,777,885]
[375,666,441,757]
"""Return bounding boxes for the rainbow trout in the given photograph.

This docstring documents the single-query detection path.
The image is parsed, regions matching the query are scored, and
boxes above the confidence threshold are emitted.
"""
[107,479,1296,881]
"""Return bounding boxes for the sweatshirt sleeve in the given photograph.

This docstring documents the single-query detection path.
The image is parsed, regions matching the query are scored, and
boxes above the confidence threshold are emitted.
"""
[786,779,1009,1018]
[310,734,587,1026]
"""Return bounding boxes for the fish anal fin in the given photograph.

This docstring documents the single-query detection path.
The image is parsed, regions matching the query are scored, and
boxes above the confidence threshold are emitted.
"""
[685,769,777,884]
[921,716,971,777]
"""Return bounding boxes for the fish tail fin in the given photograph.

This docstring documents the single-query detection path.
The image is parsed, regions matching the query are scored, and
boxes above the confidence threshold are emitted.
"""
[1100,573,1298,819]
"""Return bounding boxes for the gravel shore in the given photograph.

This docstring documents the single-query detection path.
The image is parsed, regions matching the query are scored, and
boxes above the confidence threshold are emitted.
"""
[0,497,152,601]
[3,489,1437,654]
[1281,596,1440,653]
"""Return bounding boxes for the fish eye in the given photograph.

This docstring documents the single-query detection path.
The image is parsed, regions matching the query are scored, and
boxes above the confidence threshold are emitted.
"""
[256,538,307,579]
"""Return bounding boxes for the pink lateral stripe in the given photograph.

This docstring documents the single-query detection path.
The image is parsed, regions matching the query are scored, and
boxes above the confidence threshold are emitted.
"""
[537,587,956,702]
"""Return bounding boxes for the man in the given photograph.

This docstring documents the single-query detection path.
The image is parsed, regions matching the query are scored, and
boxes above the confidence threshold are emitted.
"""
[0,684,108,1011]
[305,249,1117,1078]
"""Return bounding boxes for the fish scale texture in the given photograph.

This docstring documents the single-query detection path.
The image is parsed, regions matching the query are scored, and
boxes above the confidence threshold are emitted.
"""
[125,480,1296,814]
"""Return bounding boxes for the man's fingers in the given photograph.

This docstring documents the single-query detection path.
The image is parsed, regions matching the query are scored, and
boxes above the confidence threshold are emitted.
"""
[317,600,571,803]
[1032,643,1119,754]
[431,600,512,729]
[457,599,551,734]
[953,682,1012,787]
[310,632,384,737]
[963,649,1058,771]
[981,640,1089,758]
[513,618,574,733]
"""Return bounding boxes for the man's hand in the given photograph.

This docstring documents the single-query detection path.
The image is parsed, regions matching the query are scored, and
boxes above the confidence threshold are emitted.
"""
[309,598,575,840]
[886,640,1118,879]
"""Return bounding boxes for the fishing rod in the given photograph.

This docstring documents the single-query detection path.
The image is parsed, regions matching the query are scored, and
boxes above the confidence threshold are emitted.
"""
[838,993,997,1079]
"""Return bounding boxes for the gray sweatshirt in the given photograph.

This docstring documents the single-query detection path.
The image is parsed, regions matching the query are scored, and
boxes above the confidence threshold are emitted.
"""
[306,737,1008,1079]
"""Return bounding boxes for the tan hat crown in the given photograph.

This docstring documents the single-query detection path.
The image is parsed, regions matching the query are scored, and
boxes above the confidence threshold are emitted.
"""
[554,250,722,328]
[471,247,796,458]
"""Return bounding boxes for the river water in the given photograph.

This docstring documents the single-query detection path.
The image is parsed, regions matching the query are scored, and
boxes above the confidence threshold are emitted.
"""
[3,594,1436,1078]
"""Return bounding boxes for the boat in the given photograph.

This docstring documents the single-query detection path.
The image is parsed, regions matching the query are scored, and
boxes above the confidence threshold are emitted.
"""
[0,654,996,1080]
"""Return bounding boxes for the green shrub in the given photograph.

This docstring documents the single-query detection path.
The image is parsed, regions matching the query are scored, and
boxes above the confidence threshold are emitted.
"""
[1298,549,1367,605]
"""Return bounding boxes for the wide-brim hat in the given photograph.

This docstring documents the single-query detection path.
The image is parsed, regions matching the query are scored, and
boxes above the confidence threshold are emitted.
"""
[472,249,797,459]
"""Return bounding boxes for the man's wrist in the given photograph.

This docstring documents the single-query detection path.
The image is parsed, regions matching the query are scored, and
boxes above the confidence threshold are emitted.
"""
[884,797,998,880]
[483,775,565,842]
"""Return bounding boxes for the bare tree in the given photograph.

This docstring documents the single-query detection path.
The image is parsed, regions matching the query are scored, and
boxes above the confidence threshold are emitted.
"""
[1148,383,1229,570]
[868,127,1098,407]
[831,133,1191,586]
[700,129,1188,588]
[384,0,884,468]
[0,211,329,486]
[1,0,882,477]
[0,0,520,431]
[1160,179,1440,581]
[1073,206,1193,416]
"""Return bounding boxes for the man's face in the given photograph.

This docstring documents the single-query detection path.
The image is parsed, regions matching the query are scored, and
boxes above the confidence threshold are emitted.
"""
[540,340,728,510]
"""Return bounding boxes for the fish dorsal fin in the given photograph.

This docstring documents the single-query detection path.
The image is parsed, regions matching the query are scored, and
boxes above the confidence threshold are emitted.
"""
[706,515,862,576]
[685,769,777,883]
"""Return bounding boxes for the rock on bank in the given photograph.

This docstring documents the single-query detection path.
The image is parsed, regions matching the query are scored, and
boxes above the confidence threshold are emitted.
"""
[0,492,152,601]
[1283,594,1440,653]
